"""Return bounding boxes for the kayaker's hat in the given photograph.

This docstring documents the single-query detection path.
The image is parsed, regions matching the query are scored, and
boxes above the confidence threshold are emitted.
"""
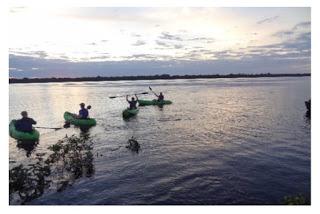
[21,111,28,117]
[79,103,85,107]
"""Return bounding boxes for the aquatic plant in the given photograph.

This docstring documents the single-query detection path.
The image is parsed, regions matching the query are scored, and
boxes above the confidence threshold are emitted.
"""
[47,134,95,182]
[126,136,140,153]
[9,153,51,204]
[283,194,310,205]
[9,134,95,204]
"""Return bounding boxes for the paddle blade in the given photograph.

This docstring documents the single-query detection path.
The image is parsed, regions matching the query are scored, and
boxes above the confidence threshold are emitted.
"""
[87,105,92,109]
[149,86,152,91]
[109,96,116,99]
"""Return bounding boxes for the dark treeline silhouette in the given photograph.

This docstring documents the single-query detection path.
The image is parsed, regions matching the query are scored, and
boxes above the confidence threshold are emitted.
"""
[9,73,311,84]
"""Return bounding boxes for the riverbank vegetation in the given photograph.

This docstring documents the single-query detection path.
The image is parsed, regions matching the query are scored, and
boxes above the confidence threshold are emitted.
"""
[9,73,310,84]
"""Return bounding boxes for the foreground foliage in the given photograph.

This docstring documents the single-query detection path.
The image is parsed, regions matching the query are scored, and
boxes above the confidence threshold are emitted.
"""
[9,134,94,204]
[283,194,310,205]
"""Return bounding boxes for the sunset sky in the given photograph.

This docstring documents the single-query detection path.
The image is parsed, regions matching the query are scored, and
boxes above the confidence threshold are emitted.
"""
[9,7,311,78]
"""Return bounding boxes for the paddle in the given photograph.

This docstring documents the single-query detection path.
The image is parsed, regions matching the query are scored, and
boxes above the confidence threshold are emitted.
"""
[34,126,63,130]
[109,92,149,99]
[149,86,158,96]
[34,105,93,131]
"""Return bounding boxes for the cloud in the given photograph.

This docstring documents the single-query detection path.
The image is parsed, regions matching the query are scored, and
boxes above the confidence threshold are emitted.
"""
[123,54,160,60]
[174,44,183,49]
[131,33,141,37]
[132,40,146,46]
[273,21,311,38]
[158,31,216,44]
[9,19,310,66]
[155,40,171,48]
[59,55,70,60]
[9,54,310,78]
[243,31,310,61]
[273,30,295,37]
[33,51,48,58]
[9,26,310,69]
[181,29,310,62]
[155,40,184,50]
[257,16,279,24]
[62,8,159,24]
[10,7,26,13]
[187,37,215,43]
[281,32,311,51]
[159,32,183,41]
[11,50,48,58]
[293,21,311,30]
[89,55,110,60]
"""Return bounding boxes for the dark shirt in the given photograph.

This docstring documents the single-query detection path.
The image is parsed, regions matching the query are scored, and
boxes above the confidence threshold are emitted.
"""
[15,117,37,132]
[79,108,89,119]
[128,100,137,109]
[158,94,164,101]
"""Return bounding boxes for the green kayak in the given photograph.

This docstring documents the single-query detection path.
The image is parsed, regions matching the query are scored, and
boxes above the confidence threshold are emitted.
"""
[122,108,139,119]
[9,120,40,141]
[64,111,96,126]
[138,99,172,106]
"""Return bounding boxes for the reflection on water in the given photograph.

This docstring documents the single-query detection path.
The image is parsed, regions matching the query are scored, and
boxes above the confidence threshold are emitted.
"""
[9,77,311,204]
[16,140,39,157]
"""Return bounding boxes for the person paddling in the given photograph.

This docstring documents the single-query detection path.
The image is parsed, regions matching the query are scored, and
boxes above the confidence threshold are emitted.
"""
[149,87,165,102]
[77,103,90,119]
[15,111,37,133]
[64,103,92,128]
[126,95,138,109]
[155,92,164,101]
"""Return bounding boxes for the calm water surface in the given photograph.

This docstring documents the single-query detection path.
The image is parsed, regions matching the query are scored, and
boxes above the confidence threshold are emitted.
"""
[9,77,311,205]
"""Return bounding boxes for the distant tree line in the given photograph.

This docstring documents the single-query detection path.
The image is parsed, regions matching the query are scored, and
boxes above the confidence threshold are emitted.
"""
[9,73,311,84]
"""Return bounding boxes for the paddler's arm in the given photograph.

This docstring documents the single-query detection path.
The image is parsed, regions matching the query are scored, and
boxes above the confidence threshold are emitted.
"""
[126,95,129,102]
[31,118,37,125]
[135,94,139,101]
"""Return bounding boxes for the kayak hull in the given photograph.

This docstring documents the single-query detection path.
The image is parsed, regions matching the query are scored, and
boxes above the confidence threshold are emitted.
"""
[138,99,172,106]
[64,112,96,126]
[9,120,40,141]
[122,108,139,119]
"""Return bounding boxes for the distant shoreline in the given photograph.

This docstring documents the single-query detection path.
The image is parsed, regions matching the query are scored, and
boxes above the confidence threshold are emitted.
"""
[9,73,311,84]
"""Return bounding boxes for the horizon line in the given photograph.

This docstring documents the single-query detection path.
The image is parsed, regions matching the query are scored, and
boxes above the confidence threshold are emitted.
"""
[9,72,311,84]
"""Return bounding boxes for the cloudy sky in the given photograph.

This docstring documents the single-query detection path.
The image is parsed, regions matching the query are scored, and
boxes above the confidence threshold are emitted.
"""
[9,7,310,78]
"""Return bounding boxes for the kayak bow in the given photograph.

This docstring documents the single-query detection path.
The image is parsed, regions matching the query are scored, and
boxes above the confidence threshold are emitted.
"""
[122,108,139,119]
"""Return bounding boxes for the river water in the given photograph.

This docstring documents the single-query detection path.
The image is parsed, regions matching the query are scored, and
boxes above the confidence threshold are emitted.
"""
[9,77,311,205]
